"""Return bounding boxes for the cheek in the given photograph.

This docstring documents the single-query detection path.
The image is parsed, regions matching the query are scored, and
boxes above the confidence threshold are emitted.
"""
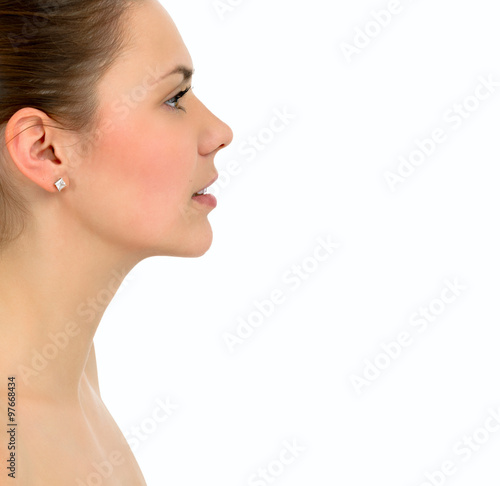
[107,122,192,195]
[77,119,196,242]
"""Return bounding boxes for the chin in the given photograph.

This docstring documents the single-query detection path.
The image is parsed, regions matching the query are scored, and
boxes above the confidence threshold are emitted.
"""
[153,226,214,258]
[184,229,214,258]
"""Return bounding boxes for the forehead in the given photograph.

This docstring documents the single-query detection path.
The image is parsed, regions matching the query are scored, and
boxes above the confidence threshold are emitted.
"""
[125,0,191,63]
[98,0,193,100]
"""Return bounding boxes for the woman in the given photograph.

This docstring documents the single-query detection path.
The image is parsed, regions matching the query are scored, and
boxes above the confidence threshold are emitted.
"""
[0,0,233,483]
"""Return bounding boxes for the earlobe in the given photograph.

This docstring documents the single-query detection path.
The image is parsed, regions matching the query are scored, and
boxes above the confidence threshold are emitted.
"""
[54,178,67,192]
[5,108,68,193]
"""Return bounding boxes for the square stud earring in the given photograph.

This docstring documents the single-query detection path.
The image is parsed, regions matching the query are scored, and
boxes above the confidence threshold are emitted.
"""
[55,178,67,192]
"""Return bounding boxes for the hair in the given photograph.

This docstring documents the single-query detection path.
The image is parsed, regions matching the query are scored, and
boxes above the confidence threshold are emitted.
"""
[0,0,143,251]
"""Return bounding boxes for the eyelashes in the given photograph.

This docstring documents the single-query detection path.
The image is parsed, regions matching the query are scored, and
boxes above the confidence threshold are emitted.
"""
[164,86,192,113]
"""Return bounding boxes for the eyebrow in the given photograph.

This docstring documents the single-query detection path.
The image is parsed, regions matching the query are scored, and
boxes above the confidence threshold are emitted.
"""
[155,66,194,85]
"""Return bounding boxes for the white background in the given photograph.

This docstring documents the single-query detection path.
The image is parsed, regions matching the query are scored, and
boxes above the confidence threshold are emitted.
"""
[95,0,500,485]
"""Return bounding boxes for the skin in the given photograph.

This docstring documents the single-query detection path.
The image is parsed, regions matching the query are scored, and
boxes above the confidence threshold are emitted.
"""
[0,0,232,484]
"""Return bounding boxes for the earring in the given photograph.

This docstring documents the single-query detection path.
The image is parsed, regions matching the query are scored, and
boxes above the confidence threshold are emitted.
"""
[54,178,67,192]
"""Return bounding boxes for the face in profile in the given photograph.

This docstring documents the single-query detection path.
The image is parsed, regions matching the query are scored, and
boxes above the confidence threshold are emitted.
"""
[65,0,233,259]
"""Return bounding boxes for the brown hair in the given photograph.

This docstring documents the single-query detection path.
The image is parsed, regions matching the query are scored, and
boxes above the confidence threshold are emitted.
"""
[0,0,141,250]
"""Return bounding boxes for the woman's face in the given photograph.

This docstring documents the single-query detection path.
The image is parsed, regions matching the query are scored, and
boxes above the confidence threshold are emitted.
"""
[67,0,233,258]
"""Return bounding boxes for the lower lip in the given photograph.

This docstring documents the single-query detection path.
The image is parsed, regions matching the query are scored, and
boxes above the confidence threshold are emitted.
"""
[191,194,217,208]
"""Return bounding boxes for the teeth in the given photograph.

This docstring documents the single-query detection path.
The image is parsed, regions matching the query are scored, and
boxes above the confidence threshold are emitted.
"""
[196,188,207,195]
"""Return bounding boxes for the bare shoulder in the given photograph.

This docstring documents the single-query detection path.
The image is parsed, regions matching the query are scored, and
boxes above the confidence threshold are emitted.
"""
[2,395,147,485]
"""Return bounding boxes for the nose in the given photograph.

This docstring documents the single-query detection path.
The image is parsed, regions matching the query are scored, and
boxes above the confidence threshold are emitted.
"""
[197,99,233,157]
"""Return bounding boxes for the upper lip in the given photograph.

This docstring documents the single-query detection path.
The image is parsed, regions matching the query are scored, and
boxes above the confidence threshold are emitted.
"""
[193,173,218,194]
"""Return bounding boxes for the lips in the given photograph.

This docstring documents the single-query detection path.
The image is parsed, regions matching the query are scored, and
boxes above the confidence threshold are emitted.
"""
[192,173,218,197]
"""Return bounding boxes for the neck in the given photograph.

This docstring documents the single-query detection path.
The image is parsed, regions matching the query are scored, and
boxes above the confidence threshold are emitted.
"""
[0,218,141,405]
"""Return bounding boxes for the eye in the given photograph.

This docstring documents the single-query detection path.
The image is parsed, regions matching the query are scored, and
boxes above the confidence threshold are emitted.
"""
[164,86,192,113]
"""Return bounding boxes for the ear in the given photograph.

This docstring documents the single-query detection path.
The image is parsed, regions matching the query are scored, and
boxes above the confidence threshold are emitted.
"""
[4,107,70,193]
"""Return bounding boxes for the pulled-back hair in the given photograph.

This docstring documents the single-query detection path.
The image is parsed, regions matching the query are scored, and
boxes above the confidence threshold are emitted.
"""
[0,0,140,250]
